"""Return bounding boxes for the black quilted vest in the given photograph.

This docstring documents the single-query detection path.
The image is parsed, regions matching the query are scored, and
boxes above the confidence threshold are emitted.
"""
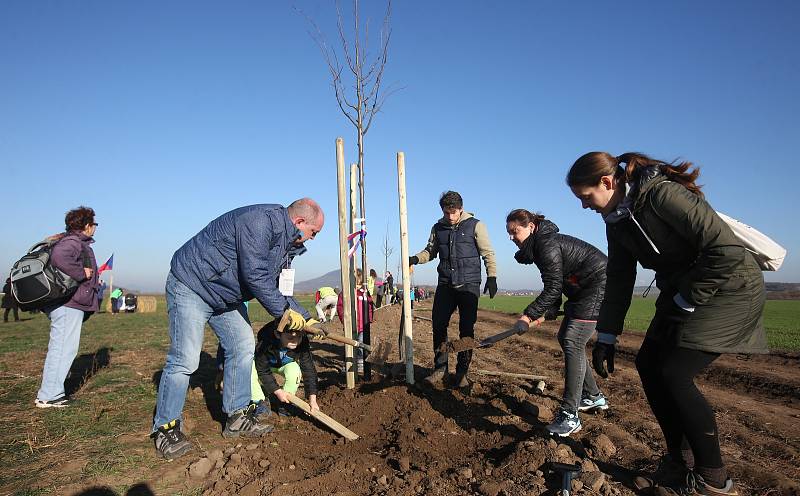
[434,217,481,286]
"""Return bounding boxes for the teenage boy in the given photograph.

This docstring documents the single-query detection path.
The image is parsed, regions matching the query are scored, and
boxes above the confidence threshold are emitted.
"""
[409,191,497,387]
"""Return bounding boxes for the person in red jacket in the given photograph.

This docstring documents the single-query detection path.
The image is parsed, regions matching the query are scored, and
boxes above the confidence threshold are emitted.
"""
[336,269,373,373]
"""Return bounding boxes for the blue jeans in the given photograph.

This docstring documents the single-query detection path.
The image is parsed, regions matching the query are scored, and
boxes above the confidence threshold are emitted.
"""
[38,305,84,401]
[153,273,254,431]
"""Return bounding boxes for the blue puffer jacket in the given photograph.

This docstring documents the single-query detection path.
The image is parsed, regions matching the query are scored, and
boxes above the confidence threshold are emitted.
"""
[170,204,310,318]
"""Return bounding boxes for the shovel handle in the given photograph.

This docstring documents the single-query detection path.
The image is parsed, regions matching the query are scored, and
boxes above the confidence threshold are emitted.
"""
[479,327,519,347]
[326,332,373,352]
[302,323,374,353]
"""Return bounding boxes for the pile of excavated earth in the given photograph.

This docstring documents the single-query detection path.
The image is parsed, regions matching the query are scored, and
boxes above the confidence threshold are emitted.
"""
[177,302,798,495]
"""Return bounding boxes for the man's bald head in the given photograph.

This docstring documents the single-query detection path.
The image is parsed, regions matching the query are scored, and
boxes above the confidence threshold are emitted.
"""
[288,198,324,244]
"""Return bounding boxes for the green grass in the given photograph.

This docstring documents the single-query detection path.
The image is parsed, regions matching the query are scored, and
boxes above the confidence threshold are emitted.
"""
[479,295,800,351]
[0,295,318,494]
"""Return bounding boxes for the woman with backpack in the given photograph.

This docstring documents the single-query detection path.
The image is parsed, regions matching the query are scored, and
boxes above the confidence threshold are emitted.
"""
[35,206,100,408]
[506,209,610,438]
[567,152,767,496]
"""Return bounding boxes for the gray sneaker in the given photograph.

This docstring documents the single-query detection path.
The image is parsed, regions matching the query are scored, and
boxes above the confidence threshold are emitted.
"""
[152,420,192,460]
[578,392,609,412]
[654,471,739,496]
[547,408,582,437]
[223,404,274,438]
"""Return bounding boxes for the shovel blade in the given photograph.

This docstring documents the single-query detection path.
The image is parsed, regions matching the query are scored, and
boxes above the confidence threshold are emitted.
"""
[438,336,480,354]
[365,338,392,366]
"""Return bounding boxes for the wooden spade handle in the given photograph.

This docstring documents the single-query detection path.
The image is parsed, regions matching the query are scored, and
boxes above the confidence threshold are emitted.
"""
[323,332,373,352]
[286,393,359,440]
[303,323,374,352]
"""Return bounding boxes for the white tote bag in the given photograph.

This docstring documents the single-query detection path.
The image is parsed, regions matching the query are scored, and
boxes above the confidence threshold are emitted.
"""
[717,212,787,271]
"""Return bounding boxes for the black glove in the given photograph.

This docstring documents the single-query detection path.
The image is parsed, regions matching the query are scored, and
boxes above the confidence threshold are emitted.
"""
[513,319,530,335]
[483,277,498,298]
[592,337,616,378]
[408,256,419,266]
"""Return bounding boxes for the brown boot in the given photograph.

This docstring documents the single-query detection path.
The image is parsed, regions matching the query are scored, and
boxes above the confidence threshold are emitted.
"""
[450,372,470,389]
[634,455,690,492]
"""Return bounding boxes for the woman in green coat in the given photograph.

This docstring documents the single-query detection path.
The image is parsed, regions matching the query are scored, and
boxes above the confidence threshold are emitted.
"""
[567,152,767,496]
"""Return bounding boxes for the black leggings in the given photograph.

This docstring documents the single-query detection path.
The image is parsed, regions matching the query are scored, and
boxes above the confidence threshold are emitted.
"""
[431,283,479,374]
[636,338,722,470]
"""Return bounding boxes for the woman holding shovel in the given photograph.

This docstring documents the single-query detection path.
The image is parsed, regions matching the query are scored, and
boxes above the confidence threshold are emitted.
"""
[567,152,767,496]
[506,208,610,437]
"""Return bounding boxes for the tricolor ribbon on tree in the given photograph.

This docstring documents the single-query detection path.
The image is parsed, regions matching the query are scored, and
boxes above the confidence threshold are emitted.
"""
[347,229,366,259]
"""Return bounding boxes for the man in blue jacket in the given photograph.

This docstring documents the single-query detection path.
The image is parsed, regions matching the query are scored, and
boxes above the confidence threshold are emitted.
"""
[152,199,324,459]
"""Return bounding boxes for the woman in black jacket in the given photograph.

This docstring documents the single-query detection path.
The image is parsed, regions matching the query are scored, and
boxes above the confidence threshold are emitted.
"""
[507,209,609,437]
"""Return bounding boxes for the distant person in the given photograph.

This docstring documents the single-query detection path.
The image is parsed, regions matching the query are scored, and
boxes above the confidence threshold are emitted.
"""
[506,208,609,437]
[314,286,339,323]
[35,206,100,408]
[110,287,123,314]
[368,269,377,296]
[384,271,394,304]
[375,280,384,308]
[151,199,323,460]
[409,191,497,388]
[2,277,20,323]
[255,319,320,416]
[567,152,767,495]
[336,269,373,373]
[97,280,107,311]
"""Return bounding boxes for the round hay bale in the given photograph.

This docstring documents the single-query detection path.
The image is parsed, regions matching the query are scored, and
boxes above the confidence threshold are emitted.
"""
[137,296,157,313]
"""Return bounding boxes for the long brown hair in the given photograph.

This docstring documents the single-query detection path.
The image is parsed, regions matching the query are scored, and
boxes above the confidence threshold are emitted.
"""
[506,209,545,227]
[566,151,703,197]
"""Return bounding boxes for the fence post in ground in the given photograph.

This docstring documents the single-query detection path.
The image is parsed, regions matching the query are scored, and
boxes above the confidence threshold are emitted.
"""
[397,151,415,385]
[336,138,356,389]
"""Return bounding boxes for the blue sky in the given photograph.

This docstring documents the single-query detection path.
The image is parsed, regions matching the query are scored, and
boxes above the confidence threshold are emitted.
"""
[2,1,798,292]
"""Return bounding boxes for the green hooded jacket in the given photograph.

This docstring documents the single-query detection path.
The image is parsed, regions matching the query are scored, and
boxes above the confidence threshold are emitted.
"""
[598,169,768,354]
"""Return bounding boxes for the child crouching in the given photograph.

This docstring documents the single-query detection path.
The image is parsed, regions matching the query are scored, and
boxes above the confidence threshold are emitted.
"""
[254,320,320,415]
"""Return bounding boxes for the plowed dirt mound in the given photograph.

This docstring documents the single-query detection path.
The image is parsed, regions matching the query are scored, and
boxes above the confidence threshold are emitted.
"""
[191,303,800,496]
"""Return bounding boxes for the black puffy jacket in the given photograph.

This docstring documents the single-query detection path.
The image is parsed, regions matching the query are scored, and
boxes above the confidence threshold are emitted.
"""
[515,220,608,320]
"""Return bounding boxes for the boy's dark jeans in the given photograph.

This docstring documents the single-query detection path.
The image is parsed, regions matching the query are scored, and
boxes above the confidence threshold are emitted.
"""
[431,283,480,375]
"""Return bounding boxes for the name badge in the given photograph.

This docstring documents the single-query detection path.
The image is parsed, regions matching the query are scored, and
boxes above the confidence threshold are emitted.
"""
[279,268,295,296]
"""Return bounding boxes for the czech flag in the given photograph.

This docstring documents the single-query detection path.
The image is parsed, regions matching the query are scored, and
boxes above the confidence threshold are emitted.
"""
[98,254,114,275]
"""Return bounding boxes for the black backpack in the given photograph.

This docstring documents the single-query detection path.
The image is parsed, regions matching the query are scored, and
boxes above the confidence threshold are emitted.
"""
[10,238,80,311]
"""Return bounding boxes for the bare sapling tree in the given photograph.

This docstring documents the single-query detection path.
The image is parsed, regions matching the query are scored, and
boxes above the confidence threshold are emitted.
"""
[381,223,394,282]
[300,0,398,295]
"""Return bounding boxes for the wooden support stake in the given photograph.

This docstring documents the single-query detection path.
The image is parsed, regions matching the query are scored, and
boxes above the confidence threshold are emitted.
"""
[286,394,359,441]
[336,138,355,389]
[397,152,415,384]
[474,369,548,381]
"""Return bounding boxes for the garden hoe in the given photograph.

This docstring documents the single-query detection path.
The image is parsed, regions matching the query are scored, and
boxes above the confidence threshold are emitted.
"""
[277,310,392,366]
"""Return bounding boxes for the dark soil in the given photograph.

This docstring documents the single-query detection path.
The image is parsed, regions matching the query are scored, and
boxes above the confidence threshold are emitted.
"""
[183,303,800,496]
[442,336,478,353]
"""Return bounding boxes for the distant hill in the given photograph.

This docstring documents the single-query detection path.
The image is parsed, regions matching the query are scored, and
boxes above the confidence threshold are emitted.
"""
[295,270,342,293]
[766,282,800,292]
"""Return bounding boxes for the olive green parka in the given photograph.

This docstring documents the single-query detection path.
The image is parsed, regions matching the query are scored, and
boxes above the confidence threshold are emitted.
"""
[598,168,768,354]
